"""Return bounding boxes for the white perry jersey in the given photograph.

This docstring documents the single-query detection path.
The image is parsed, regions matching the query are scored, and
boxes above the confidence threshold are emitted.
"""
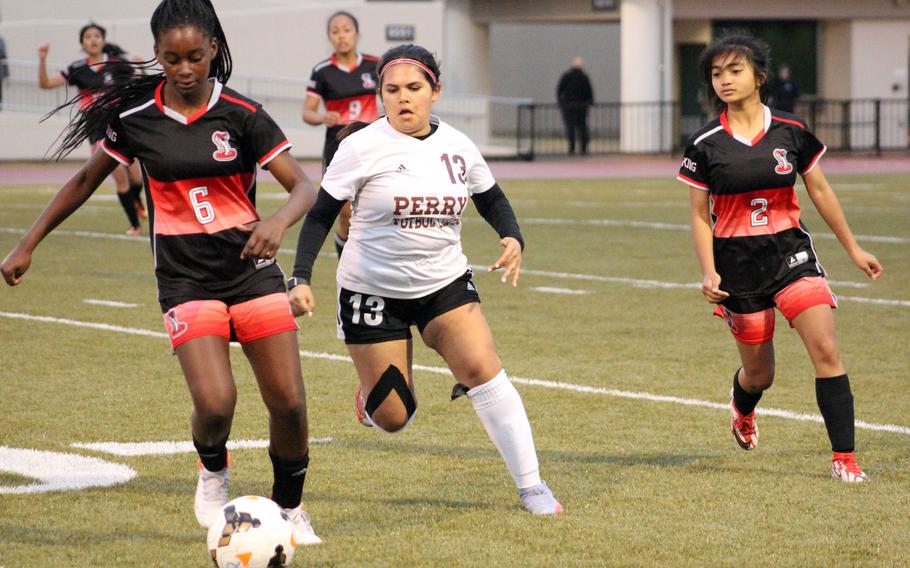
[321,115,496,299]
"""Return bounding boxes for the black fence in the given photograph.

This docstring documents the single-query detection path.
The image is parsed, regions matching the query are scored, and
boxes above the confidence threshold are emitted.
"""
[515,99,910,160]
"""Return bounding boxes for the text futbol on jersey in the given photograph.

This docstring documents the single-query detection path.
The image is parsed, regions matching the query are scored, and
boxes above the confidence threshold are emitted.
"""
[676,105,827,299]
[321,116,496,299]
[101,80,292,301]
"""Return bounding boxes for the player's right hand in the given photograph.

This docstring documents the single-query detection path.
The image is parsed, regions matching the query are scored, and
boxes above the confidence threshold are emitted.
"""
[323,111,341,127]
[38,43,50,58]
[1,247,32,286]
[701,272,729,303]
[288,284,315,317]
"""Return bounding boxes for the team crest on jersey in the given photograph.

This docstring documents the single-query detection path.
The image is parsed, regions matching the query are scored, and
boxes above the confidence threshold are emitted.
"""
[772,148,793,174]
[361,73,376,89]
[211,131,238,162]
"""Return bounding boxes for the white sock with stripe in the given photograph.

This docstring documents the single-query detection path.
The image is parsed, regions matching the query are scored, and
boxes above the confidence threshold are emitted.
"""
[467,369,542,490]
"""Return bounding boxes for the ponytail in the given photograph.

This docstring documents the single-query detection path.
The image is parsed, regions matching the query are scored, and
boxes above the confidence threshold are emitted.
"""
[46,0,233,159]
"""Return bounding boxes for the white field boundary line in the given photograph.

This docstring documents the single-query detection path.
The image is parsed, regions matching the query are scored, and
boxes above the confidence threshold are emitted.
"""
[516,217,909,245]
[84,299,141,308]
[0,227,895,300]
[72,437,334,457]
[1,310,908,437]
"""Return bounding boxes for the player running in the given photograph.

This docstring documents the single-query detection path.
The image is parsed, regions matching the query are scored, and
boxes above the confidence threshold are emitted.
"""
[302,10,379,256]
[4,0,322,542]
[38,22,146,235]
[677,33,883,482]
[289,44,563,515]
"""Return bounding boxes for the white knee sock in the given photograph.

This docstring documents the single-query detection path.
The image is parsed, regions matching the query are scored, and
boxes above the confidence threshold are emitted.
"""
[467,369,542,490]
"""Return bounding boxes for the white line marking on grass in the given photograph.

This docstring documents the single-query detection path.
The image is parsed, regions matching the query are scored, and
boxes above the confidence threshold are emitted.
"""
[72,437,334,457]
[0,227,141,241]
[84,299,141,308]
[531,286,590,295]
[2,310,908,437]
[838,296,910,308]
[0,446,136,494]
[516,218,909,244]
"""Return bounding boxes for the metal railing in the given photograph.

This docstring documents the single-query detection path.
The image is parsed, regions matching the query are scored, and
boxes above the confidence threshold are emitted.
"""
[3,59,907,160]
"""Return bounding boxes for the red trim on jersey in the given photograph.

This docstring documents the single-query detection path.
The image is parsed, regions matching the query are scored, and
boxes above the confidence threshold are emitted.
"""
[259,141,292,167]
[712,186,801,239]
[362,54,379,61]
[154,81,224,125]
[720,109,767,145]
[800,146,827,175]
[154,81,166,114]
[220,93,257,113]
[750,129,766,146]
[771,115,805,129]
[676,173,709,190]
[100,140,132,166]
[148,172,258,236]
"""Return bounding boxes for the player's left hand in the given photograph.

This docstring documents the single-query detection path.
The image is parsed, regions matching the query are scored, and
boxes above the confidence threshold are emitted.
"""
[238,219,285,261]
[851,248,883,280]
[489,237,522,287]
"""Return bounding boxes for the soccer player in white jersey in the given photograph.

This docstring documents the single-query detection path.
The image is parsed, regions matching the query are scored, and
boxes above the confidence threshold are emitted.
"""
[289,44,562,515]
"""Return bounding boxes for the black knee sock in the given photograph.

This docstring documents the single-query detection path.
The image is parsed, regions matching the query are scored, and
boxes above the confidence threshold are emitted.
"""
[334,233,346,257]
[816,374,855,453]
[732,368,763,415]
[117,191,140,228]
[193,437,228,472]
[128,182,144,203]
[270,450,309,510]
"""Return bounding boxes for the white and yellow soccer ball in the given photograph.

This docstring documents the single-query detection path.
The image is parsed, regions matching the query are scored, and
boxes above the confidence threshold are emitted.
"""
[207,495,297,568]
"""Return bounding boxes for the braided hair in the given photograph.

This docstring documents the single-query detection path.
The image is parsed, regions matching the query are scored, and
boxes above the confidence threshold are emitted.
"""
[48,0,232,159]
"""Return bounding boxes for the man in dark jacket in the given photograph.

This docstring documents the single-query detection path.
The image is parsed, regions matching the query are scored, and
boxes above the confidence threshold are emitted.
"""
[557,56,594,154]
[770,63,799,113]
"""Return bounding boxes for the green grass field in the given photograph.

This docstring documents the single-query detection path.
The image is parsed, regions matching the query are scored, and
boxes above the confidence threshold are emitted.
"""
[1,168,908,567]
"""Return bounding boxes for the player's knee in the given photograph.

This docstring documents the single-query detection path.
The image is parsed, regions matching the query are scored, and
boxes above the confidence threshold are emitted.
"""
[365,365,416,433]
[742,364,775,391]
[195,405,234,433]
[809,336,842,369]
[263,384,306,421]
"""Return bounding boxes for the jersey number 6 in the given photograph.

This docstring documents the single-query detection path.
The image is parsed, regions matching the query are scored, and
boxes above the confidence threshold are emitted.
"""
[189,186,215,224]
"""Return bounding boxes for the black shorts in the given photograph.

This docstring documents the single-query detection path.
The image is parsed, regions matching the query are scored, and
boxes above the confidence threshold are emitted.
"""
[159,269,285,312]
[337,270,480,344]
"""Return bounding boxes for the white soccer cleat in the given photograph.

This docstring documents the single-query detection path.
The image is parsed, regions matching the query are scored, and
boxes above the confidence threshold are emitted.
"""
[354,385,372,427]
[519,481,564,516]
[194,462,230,528]
[284,505,323,545]
[831,452,869,483]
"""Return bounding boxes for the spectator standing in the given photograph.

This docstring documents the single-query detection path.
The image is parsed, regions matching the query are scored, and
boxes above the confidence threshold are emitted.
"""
[0,33,8,110]
[770,63,799,113]
[556,56,594,155]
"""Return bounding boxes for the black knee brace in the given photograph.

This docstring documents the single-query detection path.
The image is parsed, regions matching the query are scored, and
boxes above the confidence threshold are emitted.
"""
[365,365,416,420]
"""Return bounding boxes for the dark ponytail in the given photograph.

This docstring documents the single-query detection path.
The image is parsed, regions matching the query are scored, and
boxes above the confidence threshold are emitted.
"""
[47,0,233,159]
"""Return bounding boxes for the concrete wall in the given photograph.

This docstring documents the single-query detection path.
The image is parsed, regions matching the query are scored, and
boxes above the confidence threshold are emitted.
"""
[850,20,910,100]
[819,20,852,99]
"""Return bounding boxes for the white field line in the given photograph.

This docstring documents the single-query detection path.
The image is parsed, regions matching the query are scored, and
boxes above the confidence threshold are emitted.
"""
[72,437,334,457]
[1,310,908,437]
[838,295,910,308]
[531,286,590,295]
[84,299,141,308]
[517,217,908,245]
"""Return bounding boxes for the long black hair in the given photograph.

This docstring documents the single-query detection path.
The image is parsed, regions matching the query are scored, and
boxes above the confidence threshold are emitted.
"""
[48,0,232,159]
[327,11,359,34]
[698,31,770,114]
[376,44,441,89]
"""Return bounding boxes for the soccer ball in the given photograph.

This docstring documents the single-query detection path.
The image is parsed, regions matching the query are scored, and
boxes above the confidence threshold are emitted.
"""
[207,496,297,568]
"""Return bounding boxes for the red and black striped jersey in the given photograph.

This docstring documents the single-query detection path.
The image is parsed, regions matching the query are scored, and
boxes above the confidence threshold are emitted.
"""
[306,53,380,160]
[677,105,827,300]
[63,55,134,140]
[101,79,291,303]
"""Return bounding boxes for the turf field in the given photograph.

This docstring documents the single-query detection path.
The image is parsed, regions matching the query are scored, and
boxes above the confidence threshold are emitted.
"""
[0,166,908,567]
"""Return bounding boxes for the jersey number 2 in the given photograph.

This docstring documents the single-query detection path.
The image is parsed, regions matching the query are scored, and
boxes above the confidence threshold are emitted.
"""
[750,198,768,227]
[189,186,215,224]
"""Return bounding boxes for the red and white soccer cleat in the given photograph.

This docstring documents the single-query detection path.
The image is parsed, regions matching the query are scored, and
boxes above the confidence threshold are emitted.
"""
[729,389,758,450]
[831,452,869,483]
[354,385,372,427]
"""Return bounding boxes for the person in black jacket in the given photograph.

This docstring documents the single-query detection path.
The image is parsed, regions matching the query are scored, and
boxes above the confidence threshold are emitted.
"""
[556,56,594,155]
[770,63,799,113]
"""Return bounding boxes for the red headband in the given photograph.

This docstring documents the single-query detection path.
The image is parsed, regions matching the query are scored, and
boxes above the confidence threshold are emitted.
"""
[379,58,437,84]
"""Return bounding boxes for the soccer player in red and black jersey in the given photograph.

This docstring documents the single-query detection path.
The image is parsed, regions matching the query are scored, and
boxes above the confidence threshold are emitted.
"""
[677,33,883,482]
[302,10,379,256]
[4,0,322,543]
[38,22,146,236]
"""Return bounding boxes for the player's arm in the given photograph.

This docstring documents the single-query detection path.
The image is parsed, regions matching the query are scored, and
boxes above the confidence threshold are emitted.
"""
[1,151,119,285]
[802,166,882,279]
[37,43,65,89]
[287,189,346,316]
[689,188,728,303]
[302,95,339,127]
[239,152,316,260]
[472,183,524,286]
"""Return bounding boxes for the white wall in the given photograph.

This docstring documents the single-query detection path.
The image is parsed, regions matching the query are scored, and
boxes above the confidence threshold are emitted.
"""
[850,20,910,100]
